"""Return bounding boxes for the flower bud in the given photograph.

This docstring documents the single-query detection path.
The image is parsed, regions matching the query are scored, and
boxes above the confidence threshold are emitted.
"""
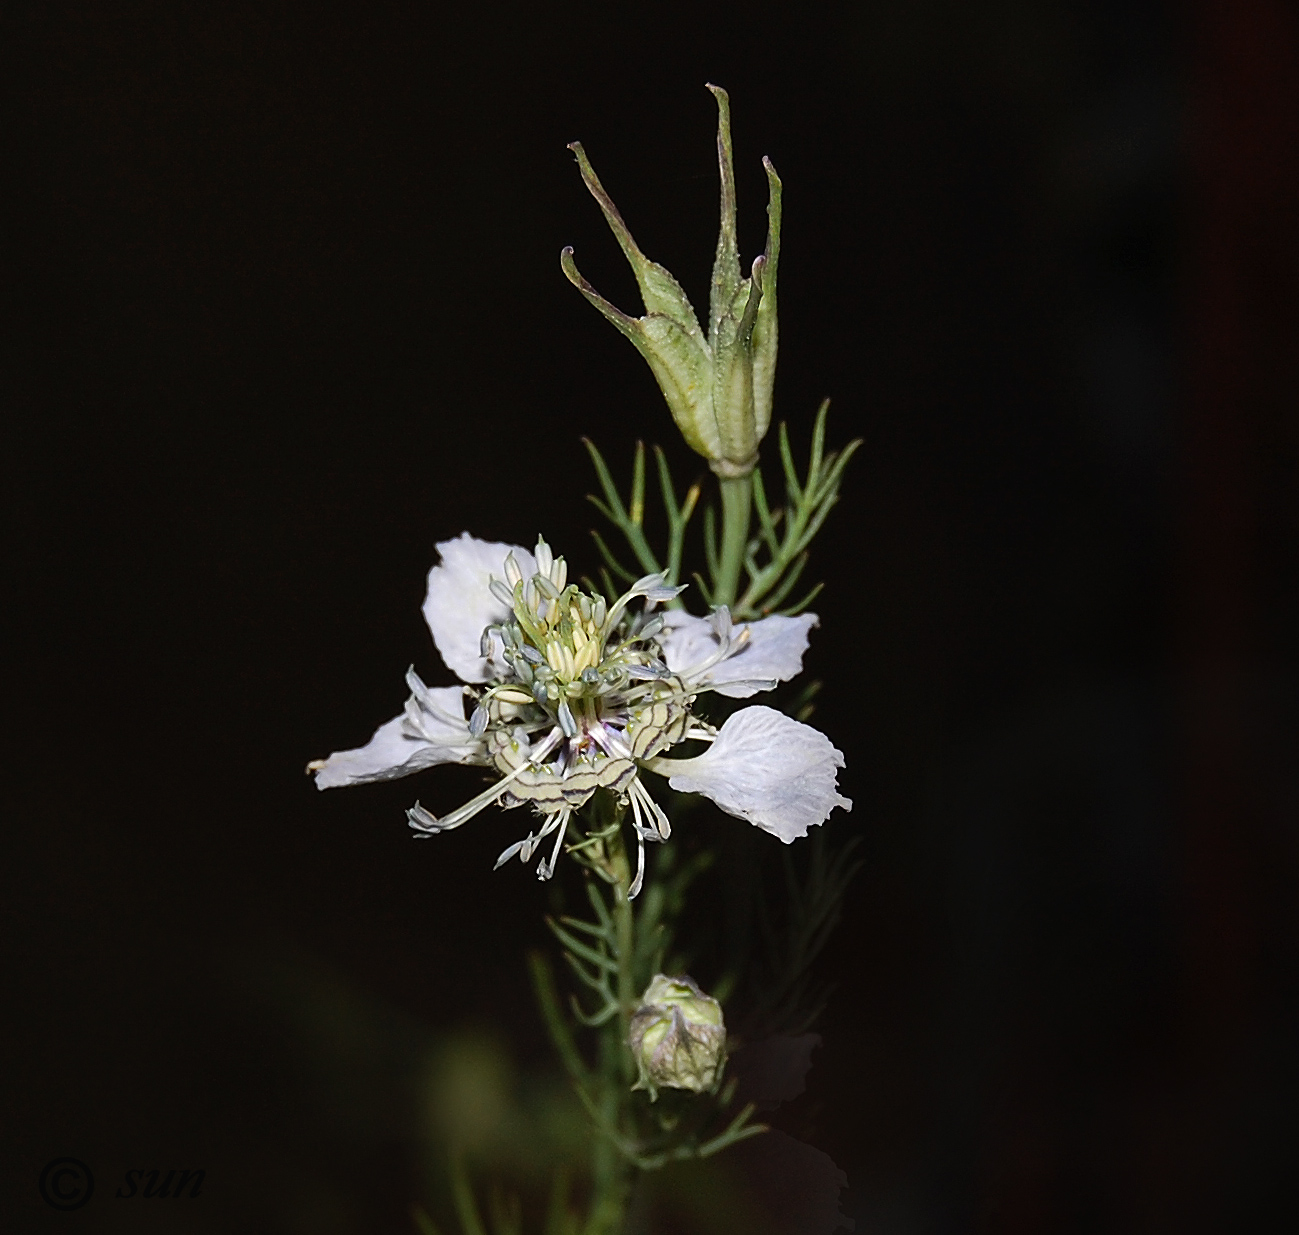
[562,85,781,479]
[628,973,727,1099]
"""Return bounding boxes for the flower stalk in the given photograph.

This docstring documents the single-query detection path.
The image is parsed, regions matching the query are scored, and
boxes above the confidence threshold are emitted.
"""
[715,473,753,610]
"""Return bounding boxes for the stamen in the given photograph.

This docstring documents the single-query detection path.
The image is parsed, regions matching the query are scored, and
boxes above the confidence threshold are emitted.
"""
[408,728,562,834]
[493,834,532,868]
[495,688,534,705]
[534,537,553,576]
[558,699,578,738]
[631,779,672,840]
[504,553,524,587]
[536,810,571,880]
[677,620,752,682]
[489,577,515,607]
[624,664,664,680]
[683,727,717,742]
[628,827,646,899]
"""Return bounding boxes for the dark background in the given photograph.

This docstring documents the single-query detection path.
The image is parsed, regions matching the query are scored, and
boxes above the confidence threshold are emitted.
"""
[8,1,1298,1231]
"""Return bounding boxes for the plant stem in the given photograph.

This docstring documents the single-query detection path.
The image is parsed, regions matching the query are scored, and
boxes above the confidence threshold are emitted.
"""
[714,474,752,609]
[584,825,636,1235]
[600,823,636,1082]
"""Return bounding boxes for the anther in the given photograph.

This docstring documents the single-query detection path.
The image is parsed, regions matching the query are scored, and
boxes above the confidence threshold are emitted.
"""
[534,537,553,576]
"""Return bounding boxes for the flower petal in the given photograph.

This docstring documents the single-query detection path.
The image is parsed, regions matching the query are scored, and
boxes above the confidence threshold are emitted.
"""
[658,610,818,698]
[422,533,535,683]
[310,679,482,789]
[659,706,850,841]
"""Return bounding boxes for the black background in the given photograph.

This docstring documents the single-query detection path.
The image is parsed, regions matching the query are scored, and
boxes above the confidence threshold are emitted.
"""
[9,2,1298,1231]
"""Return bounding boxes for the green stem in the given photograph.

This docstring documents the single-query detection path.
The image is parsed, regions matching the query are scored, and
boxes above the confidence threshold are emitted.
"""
[713,474,752,609]
[607,829,636,1082]
[584,824,636,1235]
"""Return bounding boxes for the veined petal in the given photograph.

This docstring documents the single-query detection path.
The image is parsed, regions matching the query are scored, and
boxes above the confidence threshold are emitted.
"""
[655,705,850,842]
[422,533,535,683]
[309,680,483,790]
[659,610,818,698]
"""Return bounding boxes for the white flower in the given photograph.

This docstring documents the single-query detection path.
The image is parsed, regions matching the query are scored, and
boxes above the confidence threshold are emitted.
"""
[645,706,851,843]
[309,669,482,789]
[422,533,536,683]
[308,534,850,892]
[657,609,818,698]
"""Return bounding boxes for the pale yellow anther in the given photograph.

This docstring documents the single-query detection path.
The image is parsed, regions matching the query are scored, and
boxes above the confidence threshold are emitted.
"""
[546,642,565,672]
[560,645,577,680]
[546,598,560,625]
[573,625,589,653]
[496,688,534,705]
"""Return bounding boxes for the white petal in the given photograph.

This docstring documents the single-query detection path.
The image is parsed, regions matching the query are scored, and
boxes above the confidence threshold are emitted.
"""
[422,533,535,683]
[658,611,818,698]
[310,681,481,789]
[661,706,851,842]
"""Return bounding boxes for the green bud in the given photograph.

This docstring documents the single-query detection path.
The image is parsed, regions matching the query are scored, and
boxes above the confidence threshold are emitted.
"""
[628,973,727,1099]
[562,85,781,479]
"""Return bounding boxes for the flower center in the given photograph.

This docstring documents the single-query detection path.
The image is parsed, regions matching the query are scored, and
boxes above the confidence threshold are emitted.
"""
[469,538,690,805]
